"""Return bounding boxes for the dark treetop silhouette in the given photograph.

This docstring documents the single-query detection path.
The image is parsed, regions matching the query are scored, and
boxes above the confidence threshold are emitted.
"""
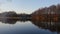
[31,4,60,22]
[0,4,60,34]
[0,4,60,22]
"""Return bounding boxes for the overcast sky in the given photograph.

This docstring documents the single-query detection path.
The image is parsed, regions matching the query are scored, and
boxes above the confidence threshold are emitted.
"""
[0,0,60,14]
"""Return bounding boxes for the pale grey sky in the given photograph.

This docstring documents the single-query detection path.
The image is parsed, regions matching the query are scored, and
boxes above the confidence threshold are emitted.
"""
[0,0,60,14]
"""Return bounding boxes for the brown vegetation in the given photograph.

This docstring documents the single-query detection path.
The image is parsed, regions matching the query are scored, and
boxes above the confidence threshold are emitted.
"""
[31,4,60,22]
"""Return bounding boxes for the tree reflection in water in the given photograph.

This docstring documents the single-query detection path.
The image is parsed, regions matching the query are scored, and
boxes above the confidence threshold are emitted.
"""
[0,19,30,24]
[0,19,60,34]
[31,21,60,34]
[0,19,17,24]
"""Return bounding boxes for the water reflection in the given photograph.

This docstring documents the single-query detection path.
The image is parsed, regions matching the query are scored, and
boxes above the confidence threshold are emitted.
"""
[0,19,60,34]
[31,21,60,33]
[0,19,17,24]
[0,19,30,24]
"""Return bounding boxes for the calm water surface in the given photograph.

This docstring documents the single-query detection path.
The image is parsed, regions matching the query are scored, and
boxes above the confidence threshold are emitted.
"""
[0,21,59,34]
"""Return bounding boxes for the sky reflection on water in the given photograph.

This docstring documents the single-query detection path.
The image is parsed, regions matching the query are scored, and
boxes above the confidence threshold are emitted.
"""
[0,20,59,34]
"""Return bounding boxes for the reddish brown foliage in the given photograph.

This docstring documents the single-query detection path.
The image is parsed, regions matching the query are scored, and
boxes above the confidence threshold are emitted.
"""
[32,4,60,22]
